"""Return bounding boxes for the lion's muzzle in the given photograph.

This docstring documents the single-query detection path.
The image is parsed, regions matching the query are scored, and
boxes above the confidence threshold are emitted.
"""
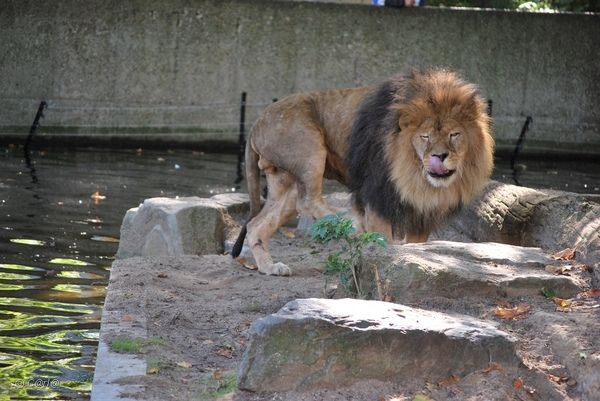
[428,155,455,179]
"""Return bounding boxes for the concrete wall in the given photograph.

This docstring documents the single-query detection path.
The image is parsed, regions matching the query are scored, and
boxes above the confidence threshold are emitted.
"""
[1,0,598,154]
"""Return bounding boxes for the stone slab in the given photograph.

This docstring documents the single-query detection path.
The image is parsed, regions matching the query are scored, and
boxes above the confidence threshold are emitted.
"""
[116,194,249,259]
[359,241,585,301]
[237,298,520,393]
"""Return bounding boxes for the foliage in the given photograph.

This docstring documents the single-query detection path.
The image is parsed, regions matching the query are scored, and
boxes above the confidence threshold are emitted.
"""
[425,0,599,12]
[306,213,387,298]
[208,375,237,398]
[111,337,145,352]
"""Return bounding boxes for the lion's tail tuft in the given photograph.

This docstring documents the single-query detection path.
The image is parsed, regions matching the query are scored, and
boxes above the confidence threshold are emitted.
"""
[230,225,247,258]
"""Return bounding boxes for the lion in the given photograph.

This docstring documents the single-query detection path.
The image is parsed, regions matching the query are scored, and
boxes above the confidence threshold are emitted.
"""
[231,68,494,276]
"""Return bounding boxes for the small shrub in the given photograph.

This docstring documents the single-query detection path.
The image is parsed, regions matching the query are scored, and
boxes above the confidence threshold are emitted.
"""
[306,213,387,298]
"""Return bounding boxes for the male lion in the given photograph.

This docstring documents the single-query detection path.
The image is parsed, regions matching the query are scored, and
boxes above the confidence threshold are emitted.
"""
[232,68,494,276]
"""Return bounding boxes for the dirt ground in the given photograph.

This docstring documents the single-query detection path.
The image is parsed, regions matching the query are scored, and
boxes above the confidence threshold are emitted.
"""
[105,228,600,401]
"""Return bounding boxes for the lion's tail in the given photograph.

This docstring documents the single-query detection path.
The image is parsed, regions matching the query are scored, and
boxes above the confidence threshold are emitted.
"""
[231,136,261,258]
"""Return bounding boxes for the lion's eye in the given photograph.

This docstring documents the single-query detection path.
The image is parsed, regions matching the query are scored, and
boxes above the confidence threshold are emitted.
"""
[420,134,429,141]
[450,132,460,139]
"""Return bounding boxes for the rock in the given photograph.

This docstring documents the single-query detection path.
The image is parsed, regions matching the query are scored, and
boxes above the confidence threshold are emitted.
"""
[527,312,600,400]
[116,194,249,259]
[358,241,585,302]
[442,181,600,267]
[237,298,520,394]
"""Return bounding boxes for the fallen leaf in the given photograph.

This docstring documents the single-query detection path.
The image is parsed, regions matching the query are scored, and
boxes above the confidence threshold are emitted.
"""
[202,339,214,345]
[157,272,168,278]
[85,216,103,223]
[147,368,159,374]
[284,231,295,239]
[545,265,573,275]
[122,315,134,322]
[269,293,279,300]
[547,374,569,383]
[235,257,257,270]
[214,371,223,380]
[425,382,436,392]
[243,318,251,326]
[583,288,600,297]
[567,377,577,387]
[551,246,577,260]
[552,297,573,307]
[438,374,460,387]
[91,191,106,204]
[177,361,192,368]
[494,303,531,319]
[217,348,233,359]
[481,363,502,374]
[513,378,524,388]
[236,338,247,346]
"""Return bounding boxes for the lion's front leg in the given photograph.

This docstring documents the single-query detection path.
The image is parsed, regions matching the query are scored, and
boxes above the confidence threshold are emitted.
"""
[405,232,430,243]
[363,205,394,243]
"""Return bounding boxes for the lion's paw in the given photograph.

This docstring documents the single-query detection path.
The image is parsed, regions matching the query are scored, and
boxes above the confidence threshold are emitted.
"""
[260,262,292,276]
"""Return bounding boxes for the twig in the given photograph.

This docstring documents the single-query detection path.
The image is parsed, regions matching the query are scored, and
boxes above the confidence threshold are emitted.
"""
[373,264,383,301]
[383,279,392,302]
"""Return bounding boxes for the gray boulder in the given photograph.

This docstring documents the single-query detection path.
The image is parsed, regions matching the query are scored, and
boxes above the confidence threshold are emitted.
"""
[357,241,586,302]
[238,298,520,393]
[116,194,248,259]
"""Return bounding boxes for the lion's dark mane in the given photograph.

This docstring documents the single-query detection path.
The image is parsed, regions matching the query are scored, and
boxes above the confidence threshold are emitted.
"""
[346,73,460,239]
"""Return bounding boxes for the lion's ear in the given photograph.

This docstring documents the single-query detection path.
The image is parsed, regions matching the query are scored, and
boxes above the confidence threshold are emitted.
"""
[454,93,486,122]
[398,114,412,131]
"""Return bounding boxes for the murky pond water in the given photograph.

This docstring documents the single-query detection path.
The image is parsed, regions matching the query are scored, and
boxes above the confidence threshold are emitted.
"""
[0,145,598,400]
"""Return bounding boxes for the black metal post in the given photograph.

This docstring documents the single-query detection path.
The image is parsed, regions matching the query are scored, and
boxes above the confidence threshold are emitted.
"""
[25,101,47,150]
[511,116,532,186]
[24,101,47,183]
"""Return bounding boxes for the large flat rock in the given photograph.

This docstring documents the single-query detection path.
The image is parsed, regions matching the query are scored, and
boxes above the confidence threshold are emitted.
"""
[237,298,520,393]
[359,241,585,301]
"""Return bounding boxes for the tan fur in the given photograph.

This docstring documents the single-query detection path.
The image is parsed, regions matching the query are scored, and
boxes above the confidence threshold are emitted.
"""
[235,70,494,275]
[385,70,493,217]
[239,88,370,275]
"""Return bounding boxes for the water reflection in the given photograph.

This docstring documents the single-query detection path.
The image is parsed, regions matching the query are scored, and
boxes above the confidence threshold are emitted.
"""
[1,146,245,400]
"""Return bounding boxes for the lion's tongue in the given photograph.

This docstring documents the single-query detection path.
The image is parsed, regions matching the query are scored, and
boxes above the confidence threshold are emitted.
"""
[429,156,447,174]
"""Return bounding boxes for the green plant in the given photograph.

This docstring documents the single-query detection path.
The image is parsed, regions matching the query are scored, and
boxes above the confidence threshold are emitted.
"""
[111,337,145,352]
[305,213,387,298]
[207,375,237,398]
[147,336,168,347]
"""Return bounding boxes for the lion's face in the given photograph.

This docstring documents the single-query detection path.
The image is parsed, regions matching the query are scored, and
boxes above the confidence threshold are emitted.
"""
[411,118,468,188]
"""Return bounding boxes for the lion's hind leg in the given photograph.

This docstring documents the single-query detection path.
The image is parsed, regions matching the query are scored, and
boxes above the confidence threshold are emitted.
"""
[246,165,298,276]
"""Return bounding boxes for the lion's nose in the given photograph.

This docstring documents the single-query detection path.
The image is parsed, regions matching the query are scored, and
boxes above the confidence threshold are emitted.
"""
[432,153,448,162]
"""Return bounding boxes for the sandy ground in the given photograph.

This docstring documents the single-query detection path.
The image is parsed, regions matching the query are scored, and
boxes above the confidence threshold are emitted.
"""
[103,228,600,401]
